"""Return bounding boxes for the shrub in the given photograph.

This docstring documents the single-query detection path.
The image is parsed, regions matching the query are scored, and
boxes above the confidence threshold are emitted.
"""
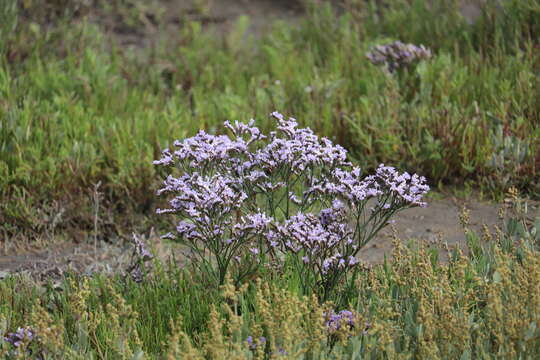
[154,111,429,300]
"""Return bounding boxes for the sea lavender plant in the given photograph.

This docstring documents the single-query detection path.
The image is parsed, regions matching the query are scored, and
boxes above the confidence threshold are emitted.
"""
[3,327,34,348]
[272,164,429,299]
[154,112,429,293]
[125,233,154,284]
[366,40,432,73]
[246,335,266,350]
[2,326,39,359]
[324,310,356,333]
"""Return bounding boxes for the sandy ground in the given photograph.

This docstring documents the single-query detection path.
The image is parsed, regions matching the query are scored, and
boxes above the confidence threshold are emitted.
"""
[359,196,503,263]
[2,195,522,281]
[105,0,483,48]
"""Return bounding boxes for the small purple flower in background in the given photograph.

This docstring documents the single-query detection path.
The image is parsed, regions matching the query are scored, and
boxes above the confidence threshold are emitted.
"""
[324,310,356,333]
[366,40,432,73]
[3,327,34,347]
[132,233,153,261]
[247,335,266,350]
[127,234,154,283]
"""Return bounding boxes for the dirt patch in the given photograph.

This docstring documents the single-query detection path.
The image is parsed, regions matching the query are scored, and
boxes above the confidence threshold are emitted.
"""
[2,195,529,281]
[359,196,504,263]
[0,233,190,283]
[92,0,304,48]
[87,0,483,48]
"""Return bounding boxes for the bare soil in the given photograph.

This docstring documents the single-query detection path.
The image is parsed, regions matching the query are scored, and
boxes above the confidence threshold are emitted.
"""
[2,195,521,281]
[359,195,503,263]
[94,0,483,48]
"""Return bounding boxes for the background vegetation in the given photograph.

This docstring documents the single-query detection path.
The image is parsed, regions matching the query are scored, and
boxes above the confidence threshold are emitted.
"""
[1,0,539,241]
[2,1,540,358]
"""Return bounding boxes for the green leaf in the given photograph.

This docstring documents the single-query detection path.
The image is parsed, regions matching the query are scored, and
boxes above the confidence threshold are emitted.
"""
[492,271,502,283]
[525,322,537,341]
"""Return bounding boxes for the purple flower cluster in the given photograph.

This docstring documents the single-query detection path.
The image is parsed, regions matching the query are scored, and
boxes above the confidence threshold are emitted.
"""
[271,200,358,275]
[153,126,254,170]
[374,164,430,207]
[233,212,273,239]
[324,310,356,333]
[154,111,429,289]
[157,173,247,216]
[246,335,266,350]
[3,327,34,348]
[310,165,429,207]
[366,41,432,73]
[126,234,154,283]
[254,112,350,174]
[308,167,381,204]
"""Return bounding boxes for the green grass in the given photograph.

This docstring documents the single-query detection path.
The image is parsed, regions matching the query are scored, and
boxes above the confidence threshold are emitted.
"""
[2,3,540,356]
[1,0,539,240]
[0,195,539,359]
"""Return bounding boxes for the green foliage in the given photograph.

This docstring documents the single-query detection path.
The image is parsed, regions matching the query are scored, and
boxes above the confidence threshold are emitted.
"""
[1,0,539,238]
[1,195,540,358]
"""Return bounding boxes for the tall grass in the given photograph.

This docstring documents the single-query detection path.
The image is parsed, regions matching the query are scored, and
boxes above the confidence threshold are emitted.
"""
[1,0,539,239]
[1,193,539,358]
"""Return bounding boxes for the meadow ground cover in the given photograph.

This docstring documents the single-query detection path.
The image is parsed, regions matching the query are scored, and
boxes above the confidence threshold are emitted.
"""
[0,0,539,242]
[0,190,539,359]
[1,0,540,358]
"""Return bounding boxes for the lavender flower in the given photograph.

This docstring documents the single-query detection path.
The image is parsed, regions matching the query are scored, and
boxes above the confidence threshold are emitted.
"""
[154,131,250,170]
[374,164,430,207]
[3,327,34,348]
[154,111,430,289]
[268,200,362,298]
[157,173,247,215]
[366,40,432,73]
[247,336,266,350]
[274,203,352,268]
[308,167,382,204]
[232,212,274,243]
[127,234,154,284]
[132,233,153,261]
[224,118,266,145]
[324,310,356,333]
[254,112,350,174]
[176,221,202,241]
